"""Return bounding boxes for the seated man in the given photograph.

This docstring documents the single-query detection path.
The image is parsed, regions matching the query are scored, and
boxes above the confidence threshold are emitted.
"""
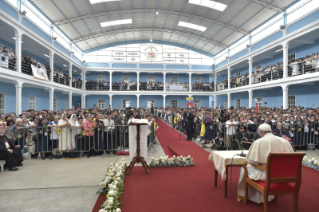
[0,126,23,171]
[236,125,253,150]
[272,122,289,138]
[237,124,294,203]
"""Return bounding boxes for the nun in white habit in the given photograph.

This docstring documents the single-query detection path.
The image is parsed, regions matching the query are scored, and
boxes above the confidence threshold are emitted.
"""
[237,124,294,203]
[58,114,71,151]
[70,114,78,149]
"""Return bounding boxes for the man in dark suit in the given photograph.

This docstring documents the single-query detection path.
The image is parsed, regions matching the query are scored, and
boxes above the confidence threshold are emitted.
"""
[272,122,289,138]
[185,109,194,141]
[0,127,23,171]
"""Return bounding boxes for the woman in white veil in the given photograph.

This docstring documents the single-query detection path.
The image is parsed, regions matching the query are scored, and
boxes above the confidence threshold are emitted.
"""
[70,114,77,149]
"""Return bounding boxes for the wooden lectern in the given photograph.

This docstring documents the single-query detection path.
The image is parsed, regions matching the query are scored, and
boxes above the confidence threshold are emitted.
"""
[126,123,150,175]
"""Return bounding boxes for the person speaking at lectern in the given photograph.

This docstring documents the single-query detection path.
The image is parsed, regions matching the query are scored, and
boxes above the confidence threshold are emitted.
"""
[237,124,294,203]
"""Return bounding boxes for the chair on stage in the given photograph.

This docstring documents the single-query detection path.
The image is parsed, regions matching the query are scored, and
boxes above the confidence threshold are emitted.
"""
[243,153,305,212]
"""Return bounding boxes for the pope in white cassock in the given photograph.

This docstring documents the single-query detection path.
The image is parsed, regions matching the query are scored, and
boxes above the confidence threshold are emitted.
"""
[237,124,294,203]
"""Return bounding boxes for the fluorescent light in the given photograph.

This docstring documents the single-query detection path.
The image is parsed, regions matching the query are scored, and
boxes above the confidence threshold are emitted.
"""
[189,0,227,12]
[156,11,159,15]
[275,49,283,52]
[101,19,132,27]
[89,0,121,4]
[44,54,50,58]
[63,64,68,67]
[150,39,153,42]
[178,21,207,32]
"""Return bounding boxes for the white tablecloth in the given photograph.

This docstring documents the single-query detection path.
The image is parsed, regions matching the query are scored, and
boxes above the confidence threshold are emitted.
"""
[208,150,248,180]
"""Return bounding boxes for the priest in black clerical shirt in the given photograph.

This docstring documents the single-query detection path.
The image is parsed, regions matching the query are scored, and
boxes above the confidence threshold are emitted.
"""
[0,127,23,171]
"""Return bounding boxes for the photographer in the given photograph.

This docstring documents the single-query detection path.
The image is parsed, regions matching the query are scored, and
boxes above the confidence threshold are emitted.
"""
[185,109,194,141]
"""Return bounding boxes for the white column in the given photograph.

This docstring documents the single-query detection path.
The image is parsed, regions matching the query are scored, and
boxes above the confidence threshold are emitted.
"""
[137,95,140,108]
[227,93,231,109]
[213,95,217,109]
[69,63,72,87]
[228,67,231,89]
[15,84,22,115]
[249,58,253,85]
[137,72,140,91]
[283,46,289,78]
[163,95,166,108]
[109,72,112,91]
[68,92,72,109]
[249,90,253,109]
[109,95,112,110]
[81,94,86,109]
[49,88,54,111]
[189,73,192,92]
[282,87,289,109]
[163,73,166,92]
[15,35,22,73]
[214,71,217,91]
[50,53,54,82]
[82,71,86,90]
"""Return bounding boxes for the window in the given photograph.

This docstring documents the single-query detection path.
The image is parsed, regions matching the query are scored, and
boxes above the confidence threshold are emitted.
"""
[147,100,154,109]
[194,100,201,108]
[171,77,178,83]
[147,77,155,83]
[98,100,106,109]
[98,75,105,82]
[53,98,58,112]
[0,93,4,114]
[256,65,262,72]
[288,53,296,61]
[224,99,228,108]
[256,98,262,109]
[29,96,36,110]
[171,100,178,108]
[194,77,201,83]
[65,99,69,109]
[123,100,130,108]
[211,101,214,108]
[236,99,241,109]
[122,76,130,82]
[288,95,296,109]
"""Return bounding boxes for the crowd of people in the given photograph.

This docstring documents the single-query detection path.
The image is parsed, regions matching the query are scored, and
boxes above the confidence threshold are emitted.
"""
[158,106,319,151]
[191,82,214,92]
[85,81,138,91]
[0,106,157,171]
[139,81,164,91]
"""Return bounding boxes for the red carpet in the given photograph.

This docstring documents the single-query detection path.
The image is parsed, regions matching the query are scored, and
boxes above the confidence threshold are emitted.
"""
[93,119,319,212]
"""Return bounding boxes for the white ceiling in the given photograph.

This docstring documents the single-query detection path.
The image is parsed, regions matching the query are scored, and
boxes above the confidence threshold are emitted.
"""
[28,0,298,55]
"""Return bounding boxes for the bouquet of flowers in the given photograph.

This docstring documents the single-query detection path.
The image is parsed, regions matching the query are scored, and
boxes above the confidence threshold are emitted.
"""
[97,158,127,212]
[149,155,195,167]
[302,156,319,170]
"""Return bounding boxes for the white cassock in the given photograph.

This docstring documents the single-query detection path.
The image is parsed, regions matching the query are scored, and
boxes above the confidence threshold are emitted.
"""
[237,133,294,203]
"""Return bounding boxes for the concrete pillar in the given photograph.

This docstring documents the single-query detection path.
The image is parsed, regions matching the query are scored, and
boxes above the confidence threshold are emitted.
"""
[228,67,231,89]
[68,92,72,109]
[163,73,166,91]
[214,71,217,91]
[81,94,86,109]
[283,46,289,78]
[109,72,112,91]
[249,90,253,109]
[137,72,140,91]
[227,93,231,109]
[249,58,253,85]
[189,73,192,92]
[69,63,72,87]
[49,88,54,111]
[15,84,22,115]
[109,95,112,110]
[82,71,86,90]
[50,53,54,82]
[15,35,22,73]
[163,95,166,108]
[282,87,289,109]
[213,95,217,109]
[137,95,140,108]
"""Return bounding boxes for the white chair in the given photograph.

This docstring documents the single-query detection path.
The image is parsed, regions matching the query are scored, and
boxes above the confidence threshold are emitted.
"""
[0,160,6,172]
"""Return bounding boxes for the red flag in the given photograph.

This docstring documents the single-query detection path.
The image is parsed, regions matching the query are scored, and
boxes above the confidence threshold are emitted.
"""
[255,103,258,113]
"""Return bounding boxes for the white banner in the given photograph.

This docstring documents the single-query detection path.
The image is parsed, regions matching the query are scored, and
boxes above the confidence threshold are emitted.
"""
[167,85,184,91]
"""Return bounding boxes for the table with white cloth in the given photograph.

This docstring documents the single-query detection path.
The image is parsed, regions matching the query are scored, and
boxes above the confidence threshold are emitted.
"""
[208,150,248,198]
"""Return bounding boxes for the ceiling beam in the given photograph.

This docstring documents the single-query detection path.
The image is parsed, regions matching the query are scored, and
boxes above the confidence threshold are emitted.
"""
[249,0,286,13]
[52,8,249,35]
[72,27,228,49]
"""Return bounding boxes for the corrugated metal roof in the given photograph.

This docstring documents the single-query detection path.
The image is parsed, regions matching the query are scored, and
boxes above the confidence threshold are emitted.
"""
[29,0,297,55]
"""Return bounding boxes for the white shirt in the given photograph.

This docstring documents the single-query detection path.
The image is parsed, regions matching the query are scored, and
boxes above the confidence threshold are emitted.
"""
[103,119,115,132]
[225,120,238,135]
